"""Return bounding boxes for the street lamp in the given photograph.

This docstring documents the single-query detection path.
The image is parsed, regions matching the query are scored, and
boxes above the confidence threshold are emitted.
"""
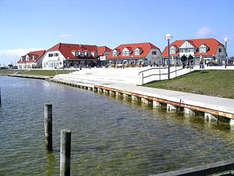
[165,34,173,80]
[224,37,229,68]
[224,37,229,56]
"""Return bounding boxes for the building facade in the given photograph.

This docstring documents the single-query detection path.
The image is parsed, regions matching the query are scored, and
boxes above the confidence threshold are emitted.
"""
[17,50,46,69]
[42,43,111,69]
[107,42,161,66]
[161,38,227,65]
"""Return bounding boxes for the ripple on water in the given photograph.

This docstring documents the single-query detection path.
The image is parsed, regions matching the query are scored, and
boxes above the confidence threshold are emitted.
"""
[1,77,234,176]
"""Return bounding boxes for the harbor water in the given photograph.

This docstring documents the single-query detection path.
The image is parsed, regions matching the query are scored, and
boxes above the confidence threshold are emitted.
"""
[1,76,234,176]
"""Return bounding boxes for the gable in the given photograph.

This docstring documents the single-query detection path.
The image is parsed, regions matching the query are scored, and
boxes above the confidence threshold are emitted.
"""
[179,41,195,48]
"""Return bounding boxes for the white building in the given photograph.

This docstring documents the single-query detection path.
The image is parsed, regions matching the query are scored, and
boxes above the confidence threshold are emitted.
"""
[42,43,111,69]
[17,50,46,69]
[162,38,227,65]
[107,42,162,65]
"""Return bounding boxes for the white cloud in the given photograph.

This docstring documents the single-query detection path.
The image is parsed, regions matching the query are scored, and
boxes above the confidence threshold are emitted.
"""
[196,27,213,37]
[59,33,72,38]
[0,48,43,65]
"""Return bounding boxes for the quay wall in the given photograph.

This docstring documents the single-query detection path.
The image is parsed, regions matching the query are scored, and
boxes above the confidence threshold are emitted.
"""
[50,77,234,123]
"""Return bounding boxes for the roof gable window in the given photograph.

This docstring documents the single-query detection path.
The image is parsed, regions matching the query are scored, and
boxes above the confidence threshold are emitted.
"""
[152,51,157,55]
[87,50,91,56]
[170,46,177,54]
[104,51,109,56]
[134,48,142,56]
[122,47,131,56]
[74,51,79,57]
[199,44,207,53]
[80,50,85,57]
[112,49,119,56]
[179,41,195,49]
[26,55,30,61]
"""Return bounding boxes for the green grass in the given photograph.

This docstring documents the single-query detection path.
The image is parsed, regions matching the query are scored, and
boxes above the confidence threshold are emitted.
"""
[0,69,75,76]
[144,70,234,99]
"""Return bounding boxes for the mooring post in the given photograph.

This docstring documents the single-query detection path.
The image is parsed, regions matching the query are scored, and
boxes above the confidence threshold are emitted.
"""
[44,104,53,151]
[60,129,71,176]
[0,88,1,105]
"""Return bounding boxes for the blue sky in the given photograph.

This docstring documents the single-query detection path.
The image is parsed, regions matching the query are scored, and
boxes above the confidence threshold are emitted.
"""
[0,0,234,65]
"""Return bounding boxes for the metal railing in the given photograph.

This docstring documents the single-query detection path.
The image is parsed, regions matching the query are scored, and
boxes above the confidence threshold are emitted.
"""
[138,66,194,85]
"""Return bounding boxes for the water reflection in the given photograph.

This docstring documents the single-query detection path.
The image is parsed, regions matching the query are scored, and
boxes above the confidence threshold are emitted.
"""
[1,76,234,176]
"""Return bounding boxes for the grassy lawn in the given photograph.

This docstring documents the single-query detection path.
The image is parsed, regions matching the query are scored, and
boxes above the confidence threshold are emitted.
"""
[144,70,234,99]
[0,69,75,76]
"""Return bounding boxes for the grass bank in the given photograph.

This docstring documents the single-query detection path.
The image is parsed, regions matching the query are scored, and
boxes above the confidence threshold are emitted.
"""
[144,70,234,99]
[0,69,75,76]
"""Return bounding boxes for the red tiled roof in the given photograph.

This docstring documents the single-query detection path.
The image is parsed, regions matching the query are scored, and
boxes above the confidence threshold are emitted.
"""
[47,43,98,59]
[97,46,112,56]
[107,42,159,59]
[161,38,224,57]
[18,50,46,63]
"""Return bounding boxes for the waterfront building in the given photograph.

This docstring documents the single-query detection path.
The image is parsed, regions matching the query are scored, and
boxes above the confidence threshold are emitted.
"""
[17,50,46,69]
[97,46,112,66]
[161,38,227,65]
[42,43,111,69]
[106,42,162,66]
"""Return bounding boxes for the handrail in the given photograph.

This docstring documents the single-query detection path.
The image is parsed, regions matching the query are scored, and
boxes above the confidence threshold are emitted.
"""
[139,66,194,85]
[142,68,184,79]
[138,66,167,75]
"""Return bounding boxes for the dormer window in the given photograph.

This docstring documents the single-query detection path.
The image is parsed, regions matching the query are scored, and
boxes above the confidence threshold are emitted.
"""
[87,50,91,56]
[170,46,176,54]
[104,51,109,56]
[134,48,142,56]
[80,50,85,56]
[112,49,119,56]
[74,51,79,56]
[26,55,30,61]
[93,51,98,57]
[122,47,131,56]
[199,44,207,53]
[32,55,35,60]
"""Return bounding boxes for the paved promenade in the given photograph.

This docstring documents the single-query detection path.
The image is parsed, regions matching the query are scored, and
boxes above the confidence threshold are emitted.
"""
[52,66,234,119]
[101,82,234,115]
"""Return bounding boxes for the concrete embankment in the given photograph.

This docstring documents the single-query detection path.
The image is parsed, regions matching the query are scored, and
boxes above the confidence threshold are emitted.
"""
[51,76,234,125]
[7,74,52,80]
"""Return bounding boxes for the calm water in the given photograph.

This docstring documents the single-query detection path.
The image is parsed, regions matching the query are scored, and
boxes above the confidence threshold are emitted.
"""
[1,76,234,176]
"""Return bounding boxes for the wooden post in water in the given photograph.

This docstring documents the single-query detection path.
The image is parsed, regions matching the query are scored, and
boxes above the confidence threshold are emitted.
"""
[60,129,71,176]
[44,104,53,151]
[0,88,1,105]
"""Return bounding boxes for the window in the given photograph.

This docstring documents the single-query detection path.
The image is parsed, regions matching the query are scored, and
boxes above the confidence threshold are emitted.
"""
[199,44,207,53]
[134,48,141,55]
[104,51,109,56]
[122,51,130,56]
[80,50,84,56]
[219,48,222,52]
[54,53,59,56]
[87,50,91,56]
[74,51,79,56]
[48,53,53,57]
[122,48,131,56]
[93,51,98,57]
[152,51,157,55]
[112,50,118,56]
[26,55,30,61]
